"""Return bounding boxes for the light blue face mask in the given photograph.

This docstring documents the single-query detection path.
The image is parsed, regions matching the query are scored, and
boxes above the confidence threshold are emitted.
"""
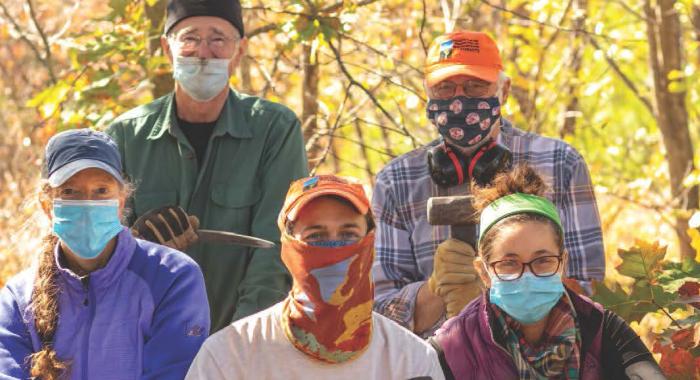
[489,271,565,324]
[52,199,123,260]
[172,56,231,102]
[307,240,354,303]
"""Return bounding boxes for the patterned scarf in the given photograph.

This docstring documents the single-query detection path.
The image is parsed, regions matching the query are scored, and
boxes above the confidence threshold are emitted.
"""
[280,231,375,364]
[490,295,581,379]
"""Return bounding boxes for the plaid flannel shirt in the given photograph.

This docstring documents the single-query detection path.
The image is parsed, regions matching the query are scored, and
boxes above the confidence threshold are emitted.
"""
[371,120,605,333]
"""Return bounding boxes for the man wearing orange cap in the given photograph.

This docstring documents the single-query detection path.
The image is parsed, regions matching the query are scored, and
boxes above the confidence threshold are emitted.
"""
[372,31,604,336]
[186,175,444,380]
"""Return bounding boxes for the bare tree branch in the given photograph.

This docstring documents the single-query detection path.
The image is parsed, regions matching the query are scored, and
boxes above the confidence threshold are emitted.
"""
[0,1,55,83]
[479,0,644,42]
[310,85,353,175]
[24,0,56,83]
[419,0,429,55]
[327,36,418,148]
[585,34,655,116]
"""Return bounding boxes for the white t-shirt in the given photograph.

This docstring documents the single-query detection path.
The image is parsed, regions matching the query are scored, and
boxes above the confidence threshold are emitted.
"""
[186,302,445,380]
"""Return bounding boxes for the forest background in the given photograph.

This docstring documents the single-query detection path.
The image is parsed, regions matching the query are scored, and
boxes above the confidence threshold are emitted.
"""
[1,0,699,377]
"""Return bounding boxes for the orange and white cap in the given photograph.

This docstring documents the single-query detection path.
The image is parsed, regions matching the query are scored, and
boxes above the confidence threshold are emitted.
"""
[425,31,503,87]
[278,175,370,230]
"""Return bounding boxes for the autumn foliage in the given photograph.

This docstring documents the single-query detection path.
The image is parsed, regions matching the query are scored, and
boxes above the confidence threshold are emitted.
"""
[2,0,700,378]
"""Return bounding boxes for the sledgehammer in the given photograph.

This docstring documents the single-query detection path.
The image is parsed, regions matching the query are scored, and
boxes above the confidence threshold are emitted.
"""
[427,195,478,249]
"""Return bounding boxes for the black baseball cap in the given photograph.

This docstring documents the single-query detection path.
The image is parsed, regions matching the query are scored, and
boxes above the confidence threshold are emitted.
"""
[164,0,245,37]
[43,129,124,188]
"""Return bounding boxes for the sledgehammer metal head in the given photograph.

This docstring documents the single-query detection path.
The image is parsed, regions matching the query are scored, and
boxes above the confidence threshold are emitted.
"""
[427,195,478,248]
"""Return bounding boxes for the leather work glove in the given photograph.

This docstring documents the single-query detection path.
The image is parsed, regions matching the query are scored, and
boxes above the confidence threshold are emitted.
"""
[441,282,484,317]
[428,238,482,317]
[131,205,200,251]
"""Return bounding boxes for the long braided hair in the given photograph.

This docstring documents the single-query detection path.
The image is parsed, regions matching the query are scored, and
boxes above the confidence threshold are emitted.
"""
[28,179,133,379]
[28,183,68,379]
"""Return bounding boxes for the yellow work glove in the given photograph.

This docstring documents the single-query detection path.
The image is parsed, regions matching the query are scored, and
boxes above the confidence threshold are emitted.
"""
[428,238,482,317]
[131,205,200,252]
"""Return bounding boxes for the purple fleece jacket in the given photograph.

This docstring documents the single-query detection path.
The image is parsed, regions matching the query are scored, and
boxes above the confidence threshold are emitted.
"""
[0,229,210,379]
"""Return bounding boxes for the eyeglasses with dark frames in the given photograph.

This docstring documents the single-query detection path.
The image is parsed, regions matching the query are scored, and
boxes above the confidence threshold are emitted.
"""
[487,255,562,281]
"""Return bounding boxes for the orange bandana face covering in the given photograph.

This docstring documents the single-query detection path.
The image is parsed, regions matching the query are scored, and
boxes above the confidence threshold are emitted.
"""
[280,231,375,364]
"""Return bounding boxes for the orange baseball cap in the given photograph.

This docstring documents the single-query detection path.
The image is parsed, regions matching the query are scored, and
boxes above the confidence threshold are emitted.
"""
[425,31,503,87]
[278,175,370,229]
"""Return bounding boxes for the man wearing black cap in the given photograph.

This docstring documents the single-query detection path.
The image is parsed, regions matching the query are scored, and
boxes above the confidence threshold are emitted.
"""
[108,0,308,333]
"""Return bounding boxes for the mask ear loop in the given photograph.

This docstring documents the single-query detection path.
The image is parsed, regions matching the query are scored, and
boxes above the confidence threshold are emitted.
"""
[444,144,465,185]
[468,139,497,179]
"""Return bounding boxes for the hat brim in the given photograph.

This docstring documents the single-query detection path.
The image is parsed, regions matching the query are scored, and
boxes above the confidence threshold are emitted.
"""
[426,64,500,87]
[287,188,369,222]
[48,159,124,188]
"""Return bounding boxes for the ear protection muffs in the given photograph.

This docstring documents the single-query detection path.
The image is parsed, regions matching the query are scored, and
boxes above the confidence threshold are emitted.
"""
[427,139,513,187]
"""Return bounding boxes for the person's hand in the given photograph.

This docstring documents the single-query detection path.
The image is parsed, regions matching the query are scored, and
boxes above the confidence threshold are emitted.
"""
[131,205,199,251]
[440,283,483,317]
[428,238,481,317]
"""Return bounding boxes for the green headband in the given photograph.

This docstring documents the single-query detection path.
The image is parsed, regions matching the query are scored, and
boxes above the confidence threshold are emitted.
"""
[478,193,563,244]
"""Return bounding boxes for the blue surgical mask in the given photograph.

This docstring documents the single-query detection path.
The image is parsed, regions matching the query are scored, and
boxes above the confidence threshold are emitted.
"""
[52,199,123,260]
[173,56,230,102]
[489,271,565,324]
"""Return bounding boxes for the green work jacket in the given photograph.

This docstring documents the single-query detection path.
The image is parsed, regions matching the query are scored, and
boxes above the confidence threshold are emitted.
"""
[108,89,308,332]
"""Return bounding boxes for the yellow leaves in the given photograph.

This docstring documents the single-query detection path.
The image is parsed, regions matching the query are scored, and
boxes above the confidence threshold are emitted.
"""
[686,228,700,263]
[27,80,71,118]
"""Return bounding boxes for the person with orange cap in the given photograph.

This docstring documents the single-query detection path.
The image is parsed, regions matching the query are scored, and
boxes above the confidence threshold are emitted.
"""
[372,31,605,336]
[185,175,444,380]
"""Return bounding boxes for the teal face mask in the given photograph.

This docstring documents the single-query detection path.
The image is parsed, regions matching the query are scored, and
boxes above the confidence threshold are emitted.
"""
[172,56,230,102]
[52,199,123,260]
[489,271,565,324]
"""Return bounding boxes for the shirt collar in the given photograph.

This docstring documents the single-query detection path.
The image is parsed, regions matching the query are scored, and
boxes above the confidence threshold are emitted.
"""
[147,89,254,141]
[55,228,136,291]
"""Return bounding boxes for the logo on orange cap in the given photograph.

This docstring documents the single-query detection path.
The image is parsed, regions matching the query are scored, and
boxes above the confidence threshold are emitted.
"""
[279,175,370,230]
[425,31,503,87]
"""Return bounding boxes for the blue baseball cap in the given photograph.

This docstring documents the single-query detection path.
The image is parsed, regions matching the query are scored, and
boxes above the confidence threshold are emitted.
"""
[43,129,124,187]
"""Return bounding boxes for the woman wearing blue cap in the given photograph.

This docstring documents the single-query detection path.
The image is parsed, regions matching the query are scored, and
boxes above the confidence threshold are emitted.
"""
[430,165,665,380]
[0,129,210,380]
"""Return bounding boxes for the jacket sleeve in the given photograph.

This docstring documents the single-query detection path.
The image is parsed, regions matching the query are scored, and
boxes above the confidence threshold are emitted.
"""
[600,309,665,379]
[558,148,605,285]
[0,284,33,379]
[141,261,210,380]
[371,168,426,332]
[231,115,308,321]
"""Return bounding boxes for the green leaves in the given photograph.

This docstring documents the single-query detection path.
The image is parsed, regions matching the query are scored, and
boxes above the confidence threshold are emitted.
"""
[616,240,666,280]
[592,240,685,322]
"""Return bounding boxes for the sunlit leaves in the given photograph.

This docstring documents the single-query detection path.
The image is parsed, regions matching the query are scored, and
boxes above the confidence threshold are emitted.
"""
[616,240,666,280]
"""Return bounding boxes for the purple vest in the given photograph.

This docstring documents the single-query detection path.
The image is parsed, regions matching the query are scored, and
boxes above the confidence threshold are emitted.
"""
[433,290,604,380]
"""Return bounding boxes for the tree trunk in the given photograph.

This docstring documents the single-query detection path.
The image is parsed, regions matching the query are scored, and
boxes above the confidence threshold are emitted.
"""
[144,0,173,98]
[560,0,587,137]
[645,0,698,261]
[301,43,321,168]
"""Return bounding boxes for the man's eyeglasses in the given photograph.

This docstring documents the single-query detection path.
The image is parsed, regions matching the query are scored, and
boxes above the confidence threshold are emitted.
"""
[428,80,494,99]
[487,255,562,281]
[170,33,238,56]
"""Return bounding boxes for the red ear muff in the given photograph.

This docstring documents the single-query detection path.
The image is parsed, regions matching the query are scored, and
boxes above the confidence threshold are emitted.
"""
[445,146,465,185]
[468,140,498,178]
[427,140,468,188]
[428,139,510,188]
